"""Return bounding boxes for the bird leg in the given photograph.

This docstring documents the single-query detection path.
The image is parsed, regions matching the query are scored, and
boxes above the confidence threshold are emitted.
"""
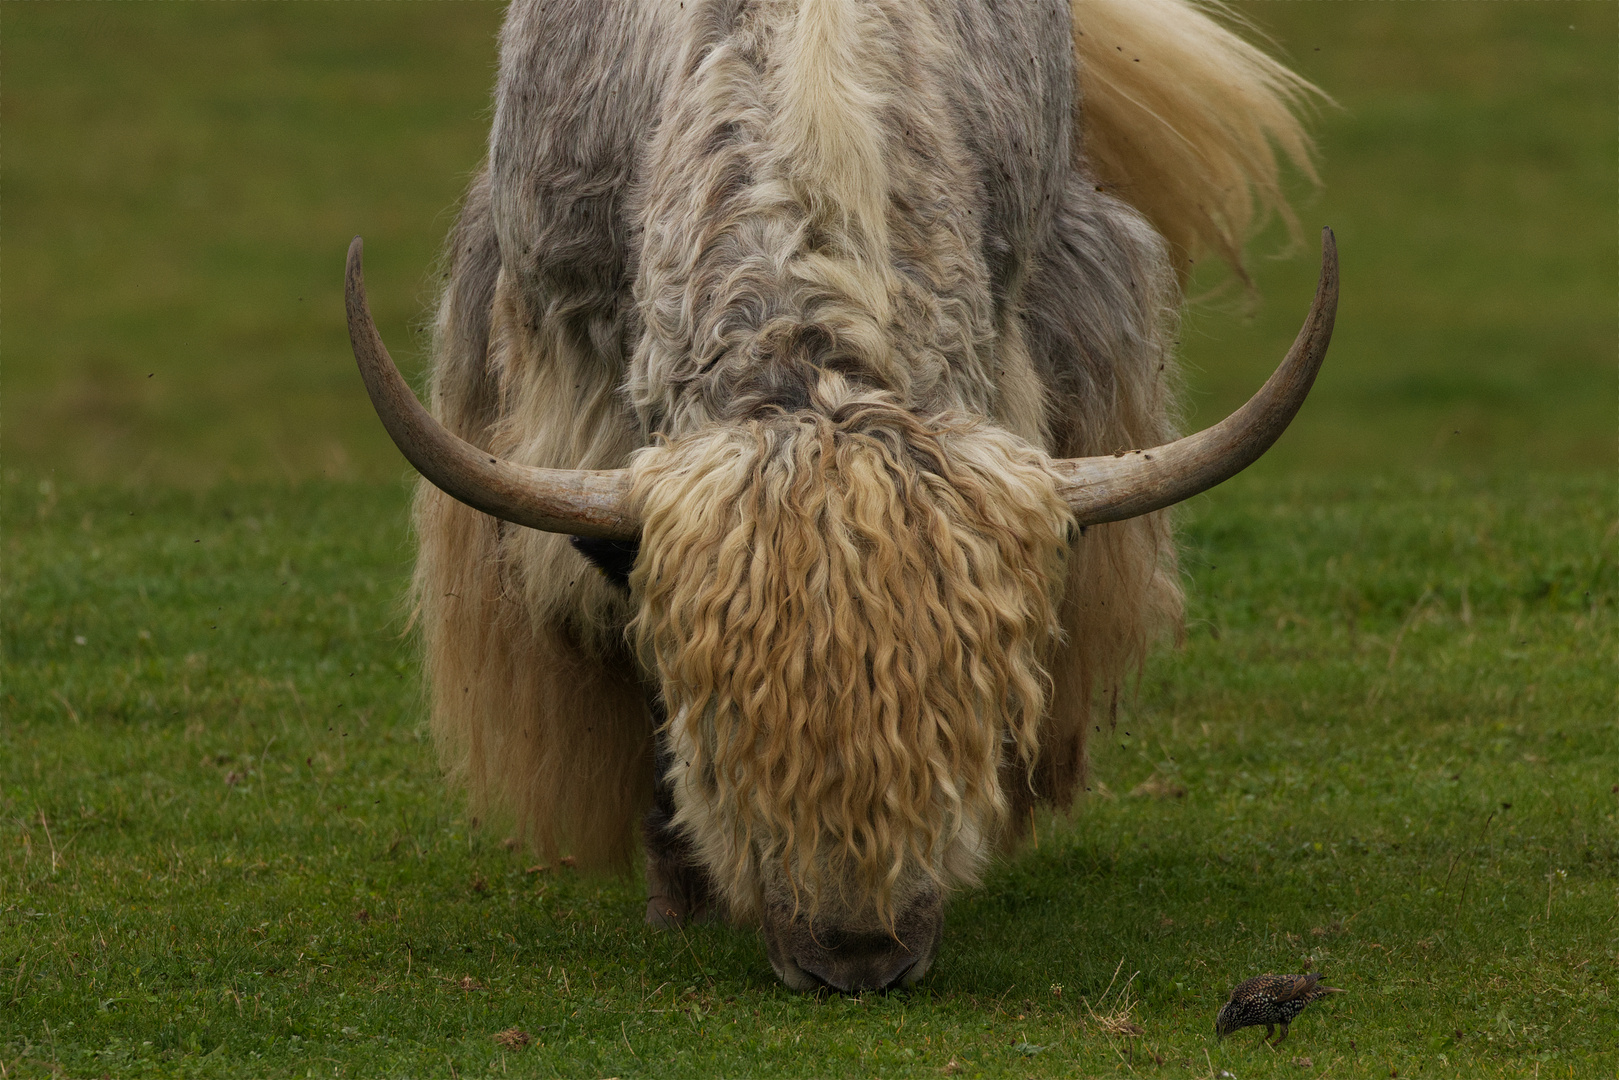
[1263,1025,1275,1043]
[1271,1022,1290,1047]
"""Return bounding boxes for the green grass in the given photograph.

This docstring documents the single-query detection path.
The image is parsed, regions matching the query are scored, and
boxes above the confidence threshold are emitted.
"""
[1,3,507,483]
[3,475,1614,1077]
[3,1,1616,1077]
[1181,2,1615,475]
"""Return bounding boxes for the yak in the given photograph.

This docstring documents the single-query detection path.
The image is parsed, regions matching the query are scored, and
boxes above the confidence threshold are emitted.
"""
[345,0,1334,992]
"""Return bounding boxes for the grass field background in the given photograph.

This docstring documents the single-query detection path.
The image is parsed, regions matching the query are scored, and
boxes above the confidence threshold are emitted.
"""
[2,2,1614,1077]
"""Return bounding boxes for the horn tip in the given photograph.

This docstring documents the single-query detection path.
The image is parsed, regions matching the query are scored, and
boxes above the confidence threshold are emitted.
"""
[346,237,366,289]
[1316,227,1339,292]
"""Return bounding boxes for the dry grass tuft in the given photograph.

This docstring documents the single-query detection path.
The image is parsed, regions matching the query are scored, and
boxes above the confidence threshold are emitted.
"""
[1082,958,1145,1038]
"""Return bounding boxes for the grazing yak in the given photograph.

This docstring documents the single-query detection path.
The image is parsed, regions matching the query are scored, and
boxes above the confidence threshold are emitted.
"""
[346,0,1333,991]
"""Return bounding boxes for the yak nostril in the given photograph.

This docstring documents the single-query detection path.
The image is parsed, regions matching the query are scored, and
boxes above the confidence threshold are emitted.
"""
[885,959,920,991]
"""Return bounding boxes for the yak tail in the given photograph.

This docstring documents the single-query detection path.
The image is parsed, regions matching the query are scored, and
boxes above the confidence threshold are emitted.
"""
[1072,0,1325,283]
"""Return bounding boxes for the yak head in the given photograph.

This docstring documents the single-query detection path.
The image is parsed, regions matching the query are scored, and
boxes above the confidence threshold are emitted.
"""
[629,379,1070,990]
[344,227,1335,991]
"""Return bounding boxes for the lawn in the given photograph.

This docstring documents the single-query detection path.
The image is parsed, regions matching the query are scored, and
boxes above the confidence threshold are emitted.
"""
[2,3,1615,1078]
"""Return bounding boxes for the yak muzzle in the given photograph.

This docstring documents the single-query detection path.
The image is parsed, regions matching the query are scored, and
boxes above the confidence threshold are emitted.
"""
[761,890,944,994]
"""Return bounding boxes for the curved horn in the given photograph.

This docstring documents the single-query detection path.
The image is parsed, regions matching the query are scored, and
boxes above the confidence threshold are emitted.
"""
[1052,228,1338,526]
[346,237,638,541]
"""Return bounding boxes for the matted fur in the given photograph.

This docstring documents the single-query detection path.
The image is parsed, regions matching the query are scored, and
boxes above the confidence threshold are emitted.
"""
[629,380,1071,918]
[1073,0,1323,278]
[409,0,1316,888]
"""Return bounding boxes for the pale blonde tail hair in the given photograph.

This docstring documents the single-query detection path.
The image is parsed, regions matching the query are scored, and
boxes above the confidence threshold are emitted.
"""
[1072,0,1324,279]
[629,383,1073,919]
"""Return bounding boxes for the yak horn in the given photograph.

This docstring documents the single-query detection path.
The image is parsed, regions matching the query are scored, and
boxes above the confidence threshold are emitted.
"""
[351,229,1333,542]
[346,237,638,541]
[1051,228,1338,525]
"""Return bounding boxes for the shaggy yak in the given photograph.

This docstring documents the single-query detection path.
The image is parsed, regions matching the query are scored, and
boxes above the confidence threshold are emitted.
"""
[346,0,1334,991]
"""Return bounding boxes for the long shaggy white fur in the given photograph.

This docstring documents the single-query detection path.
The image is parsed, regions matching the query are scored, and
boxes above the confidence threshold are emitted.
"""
[413,182,654,870]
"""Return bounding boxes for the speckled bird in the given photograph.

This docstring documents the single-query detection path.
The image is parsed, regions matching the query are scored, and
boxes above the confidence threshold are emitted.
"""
[1215,973,1344,1045]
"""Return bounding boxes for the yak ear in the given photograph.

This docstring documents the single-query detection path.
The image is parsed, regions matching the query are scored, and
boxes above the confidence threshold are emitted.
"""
[570,536,641,591]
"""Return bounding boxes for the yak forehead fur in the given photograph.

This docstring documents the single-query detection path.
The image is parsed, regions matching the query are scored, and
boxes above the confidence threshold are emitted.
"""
[629,0,1052,442]
[630,380,1072,918]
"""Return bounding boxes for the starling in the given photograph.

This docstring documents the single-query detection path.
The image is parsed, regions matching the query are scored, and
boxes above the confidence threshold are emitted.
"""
[1215,973,1344,1045]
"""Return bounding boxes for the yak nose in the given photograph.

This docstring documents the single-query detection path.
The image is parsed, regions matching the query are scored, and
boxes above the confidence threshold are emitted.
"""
[796,934,924,993]
[764,891,943,993]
